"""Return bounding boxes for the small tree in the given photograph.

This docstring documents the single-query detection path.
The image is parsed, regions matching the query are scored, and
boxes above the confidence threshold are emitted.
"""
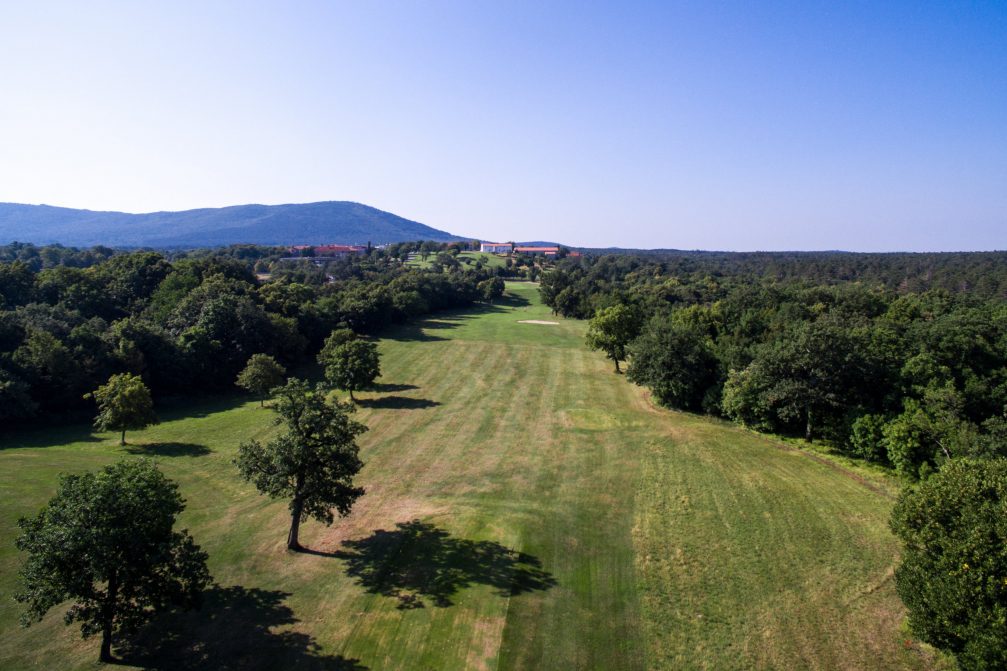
[890,458,1007,670]
[236,379,366,551]
[15,460,211,663]
[585,304,641,373]
[235,353,286,406]
[478,277,505,302]
[86,373,158,446]
[318,335,381,402]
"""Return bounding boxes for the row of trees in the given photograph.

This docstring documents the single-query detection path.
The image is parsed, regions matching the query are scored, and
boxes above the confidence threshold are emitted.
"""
[19,342,377,662]
[0,247,496,427]
[578,275,1007,479]
[568,253,1007,669]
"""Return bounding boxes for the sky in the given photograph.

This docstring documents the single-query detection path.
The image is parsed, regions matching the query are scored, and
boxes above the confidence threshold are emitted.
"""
[0,1,1005,251]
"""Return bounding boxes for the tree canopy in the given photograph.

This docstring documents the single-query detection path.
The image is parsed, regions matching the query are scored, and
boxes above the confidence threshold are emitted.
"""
[86,373,159,445]
[235,379,367,551]
[890,459,1007,670]
[235,353,286,406]
[317,333,381,401]
[585,304,641,373]
[14,459,211,663]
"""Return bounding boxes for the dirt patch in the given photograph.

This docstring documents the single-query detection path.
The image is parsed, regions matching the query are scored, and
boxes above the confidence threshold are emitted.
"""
[517,319,559,325]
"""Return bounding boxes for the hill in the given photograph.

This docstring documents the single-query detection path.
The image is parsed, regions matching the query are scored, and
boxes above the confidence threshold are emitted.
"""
[0,201,465,248]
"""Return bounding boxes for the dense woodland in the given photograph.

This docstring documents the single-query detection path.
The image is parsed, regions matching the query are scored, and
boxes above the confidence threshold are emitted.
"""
[543,253,1007,479]
[0,241,526,426]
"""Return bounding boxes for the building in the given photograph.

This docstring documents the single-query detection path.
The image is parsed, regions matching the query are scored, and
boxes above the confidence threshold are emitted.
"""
[480,242,514,254]
[513,246,560,257]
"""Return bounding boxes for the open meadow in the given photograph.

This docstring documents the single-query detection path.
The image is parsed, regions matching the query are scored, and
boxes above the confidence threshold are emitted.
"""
[0,282,946,670]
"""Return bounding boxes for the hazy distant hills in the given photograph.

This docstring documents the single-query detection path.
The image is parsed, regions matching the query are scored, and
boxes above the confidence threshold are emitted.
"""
[0,201,466,248]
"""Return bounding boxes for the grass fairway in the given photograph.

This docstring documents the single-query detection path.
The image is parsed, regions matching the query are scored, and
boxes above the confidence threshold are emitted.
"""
[0,283,944,670]
[405,251,507,269]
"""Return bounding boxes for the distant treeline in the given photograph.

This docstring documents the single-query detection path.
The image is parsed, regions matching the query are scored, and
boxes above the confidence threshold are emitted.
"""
[542,253,1007,478]
[0,242,517,426]
[571,249,1007,299]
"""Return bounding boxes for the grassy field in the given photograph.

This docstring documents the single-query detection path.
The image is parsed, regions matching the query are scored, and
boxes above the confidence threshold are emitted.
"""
[404,251,507,269]
[0,283,947,670]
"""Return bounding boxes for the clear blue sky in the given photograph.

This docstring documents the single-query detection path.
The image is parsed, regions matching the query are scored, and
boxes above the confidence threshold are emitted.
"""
[1,1,1004,251]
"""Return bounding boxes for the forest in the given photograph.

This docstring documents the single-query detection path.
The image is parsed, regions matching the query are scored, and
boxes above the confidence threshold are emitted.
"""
[542,252,1007,479]
[0,241,521,427]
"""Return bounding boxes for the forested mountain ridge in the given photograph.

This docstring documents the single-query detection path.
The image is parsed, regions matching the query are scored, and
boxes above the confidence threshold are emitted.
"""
[0,201,465,247]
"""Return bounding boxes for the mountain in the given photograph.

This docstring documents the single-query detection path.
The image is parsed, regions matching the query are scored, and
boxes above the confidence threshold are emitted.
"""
[0,201,466,248]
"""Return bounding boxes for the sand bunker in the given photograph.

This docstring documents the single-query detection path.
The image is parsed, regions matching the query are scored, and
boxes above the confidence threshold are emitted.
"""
[518,320,559,325]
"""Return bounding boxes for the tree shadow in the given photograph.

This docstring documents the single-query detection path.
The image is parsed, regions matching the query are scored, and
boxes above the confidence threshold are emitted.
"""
[156,393,253,420]
[330,520,557,609]
[0,421,103,451]
[382,322,449,342]
[370,382,419,393]
[497,292,532,308]
[356,396,440,410]
[124,441,212,457]
[118,585,367,670]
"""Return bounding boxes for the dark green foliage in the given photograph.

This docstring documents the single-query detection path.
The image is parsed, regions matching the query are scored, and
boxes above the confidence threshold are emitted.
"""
[0,261,34,308]
[14,459,211,663]
[585,304,641,373]
[0,367,36,421]
[722,319,871,441]
[86,373,158,445]
[848,414,889,463]
[235,379,366,550]
[235,354,287,406]
[626,318,719,411]
[890,459,1007,670]
[478,276,505,302]
[318,334,381,401]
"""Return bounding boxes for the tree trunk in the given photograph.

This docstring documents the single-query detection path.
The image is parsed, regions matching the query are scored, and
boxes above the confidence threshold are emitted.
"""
[349,389,355,402]
[260,397,265,408]
[120,429,126,446]
[287,473,306,551]
[99,570,118,663]
[614,359,621,374]
[805,405,813,442]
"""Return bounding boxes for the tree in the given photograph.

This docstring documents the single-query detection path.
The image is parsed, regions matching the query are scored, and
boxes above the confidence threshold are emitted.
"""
[721,319,868,441]
[235,353,286,406]
[14,459,211,663]
[235,379,366,551]
[585,304,641,373]
[890,458,1007,670]
[477,277,505,302]
[86,373,158,445]
[317,335,380,402]
[626,318,720,411]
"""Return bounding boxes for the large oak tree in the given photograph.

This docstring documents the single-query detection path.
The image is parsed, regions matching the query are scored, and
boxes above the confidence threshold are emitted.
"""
[236,379,366,551]
[15,459,210,663]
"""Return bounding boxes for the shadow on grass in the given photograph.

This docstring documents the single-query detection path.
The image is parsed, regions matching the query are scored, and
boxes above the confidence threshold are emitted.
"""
[496,292,532,308]
[0,422,103,451]
[156,394,252,421]
[124,441,212,457]
[320,519,557,609]
[356,396,440,410]
[371,382,419,393]
[382,304,509,342]
[118,585,367,670]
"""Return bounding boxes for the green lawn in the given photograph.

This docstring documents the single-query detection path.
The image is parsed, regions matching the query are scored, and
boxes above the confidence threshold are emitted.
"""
[404,251,507,269]
[0,283,947,670]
